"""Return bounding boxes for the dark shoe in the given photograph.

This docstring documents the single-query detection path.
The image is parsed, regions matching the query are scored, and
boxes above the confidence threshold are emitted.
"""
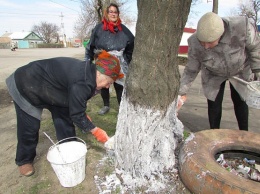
[98,106,110,115]
[19,163,35,177]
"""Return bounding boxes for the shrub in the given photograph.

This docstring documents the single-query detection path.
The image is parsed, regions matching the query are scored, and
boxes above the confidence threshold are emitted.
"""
[37,43,64,48]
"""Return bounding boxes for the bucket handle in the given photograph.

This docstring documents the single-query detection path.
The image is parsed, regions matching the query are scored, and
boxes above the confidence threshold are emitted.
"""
[55,136,86,146]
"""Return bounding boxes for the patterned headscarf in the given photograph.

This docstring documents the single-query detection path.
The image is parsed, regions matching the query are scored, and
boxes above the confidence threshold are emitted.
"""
[95,50,124,81]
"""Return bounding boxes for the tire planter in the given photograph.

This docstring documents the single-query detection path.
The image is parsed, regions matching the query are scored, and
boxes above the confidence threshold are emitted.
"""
[179,129,260,194]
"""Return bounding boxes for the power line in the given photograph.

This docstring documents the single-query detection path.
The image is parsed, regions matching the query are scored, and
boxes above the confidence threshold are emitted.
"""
[0,12,61,17]
[0,12,78,20]
[68,0,80,2]
[49,0,80,13]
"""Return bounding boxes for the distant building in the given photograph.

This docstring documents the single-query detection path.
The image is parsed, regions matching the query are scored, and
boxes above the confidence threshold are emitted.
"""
[178,27,196,55]
[0,31,43,49]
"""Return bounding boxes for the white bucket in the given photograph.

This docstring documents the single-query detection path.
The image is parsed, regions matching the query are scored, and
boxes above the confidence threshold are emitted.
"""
[47,137,87,187]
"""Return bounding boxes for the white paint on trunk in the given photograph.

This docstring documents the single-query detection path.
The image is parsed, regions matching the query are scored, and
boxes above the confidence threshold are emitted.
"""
[114,93,184,191]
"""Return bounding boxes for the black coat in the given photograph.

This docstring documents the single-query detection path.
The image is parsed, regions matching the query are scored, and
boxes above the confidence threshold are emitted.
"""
[14,57,96,131]
[85,23,134,64]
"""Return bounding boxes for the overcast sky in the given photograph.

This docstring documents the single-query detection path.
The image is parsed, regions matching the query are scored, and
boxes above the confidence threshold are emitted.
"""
[187,0,242,27]
[0,0,242,39]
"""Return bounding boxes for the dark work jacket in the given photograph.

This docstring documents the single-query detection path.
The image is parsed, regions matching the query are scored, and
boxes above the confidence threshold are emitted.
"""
[85,23,135,64]
[14,57,96,131]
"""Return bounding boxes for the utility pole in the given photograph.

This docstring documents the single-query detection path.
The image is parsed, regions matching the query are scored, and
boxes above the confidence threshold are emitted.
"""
[206,0,218,14]
[59,12,67,47]
[212,0,219,14]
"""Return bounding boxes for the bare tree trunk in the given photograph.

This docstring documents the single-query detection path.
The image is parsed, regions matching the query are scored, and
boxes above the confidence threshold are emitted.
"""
[212,0,219,14]
[114,0,192,191]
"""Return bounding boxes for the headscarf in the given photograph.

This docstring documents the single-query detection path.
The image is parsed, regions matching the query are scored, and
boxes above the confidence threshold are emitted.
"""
[95,50,124,81]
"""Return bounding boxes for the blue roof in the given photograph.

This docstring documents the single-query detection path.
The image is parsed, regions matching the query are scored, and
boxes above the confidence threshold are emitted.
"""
[258,25,260,32]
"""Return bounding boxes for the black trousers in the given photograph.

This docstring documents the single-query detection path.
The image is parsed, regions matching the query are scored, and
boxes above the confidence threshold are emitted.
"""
[101,82,124,106]
[207,81,248,131]
[14,102,76,166]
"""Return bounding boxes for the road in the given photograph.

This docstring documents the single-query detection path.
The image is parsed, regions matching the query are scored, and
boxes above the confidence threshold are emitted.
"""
[178,65,260,134]
[0,47,85,89]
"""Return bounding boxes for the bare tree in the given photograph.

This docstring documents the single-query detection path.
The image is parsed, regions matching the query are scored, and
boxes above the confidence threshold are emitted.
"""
[238,0,260,26]
[113,0,192,192]
[187,0,203,26]
[226,7,240,16]
[74,0,136,40]
[32,22,60,43]
[74,0,99,40]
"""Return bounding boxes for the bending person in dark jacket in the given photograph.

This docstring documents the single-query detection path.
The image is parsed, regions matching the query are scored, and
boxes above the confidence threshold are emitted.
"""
[85,3,134,115]
[6,50,123,177]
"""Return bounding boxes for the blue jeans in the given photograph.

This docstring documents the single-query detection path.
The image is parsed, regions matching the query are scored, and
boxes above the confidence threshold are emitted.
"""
[207,81,248,131]
[14,102,76,166]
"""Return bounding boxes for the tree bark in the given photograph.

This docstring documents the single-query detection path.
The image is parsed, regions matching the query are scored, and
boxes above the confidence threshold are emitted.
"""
[114,0,192,191]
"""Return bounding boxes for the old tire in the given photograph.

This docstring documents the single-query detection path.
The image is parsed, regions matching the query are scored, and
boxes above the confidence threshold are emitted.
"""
[179,129,260,194]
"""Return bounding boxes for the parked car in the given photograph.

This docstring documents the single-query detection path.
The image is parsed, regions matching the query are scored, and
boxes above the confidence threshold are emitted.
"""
[73,43,80,48]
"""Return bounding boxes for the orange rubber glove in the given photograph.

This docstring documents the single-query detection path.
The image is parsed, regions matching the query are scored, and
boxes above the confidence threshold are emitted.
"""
[86,114,92,121]
[177,95,187,111]
[91,127,109,143]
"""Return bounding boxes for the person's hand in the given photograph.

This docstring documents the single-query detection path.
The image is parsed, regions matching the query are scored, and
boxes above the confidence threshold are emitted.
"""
[255,72,260,80]
[177,95,187,111]
[86,114,92,121]
[91,127,109,143]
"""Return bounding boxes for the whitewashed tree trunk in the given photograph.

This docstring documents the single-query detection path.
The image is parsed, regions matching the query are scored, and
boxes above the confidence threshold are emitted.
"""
[114,93,184,190]
[113,0,192,191]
